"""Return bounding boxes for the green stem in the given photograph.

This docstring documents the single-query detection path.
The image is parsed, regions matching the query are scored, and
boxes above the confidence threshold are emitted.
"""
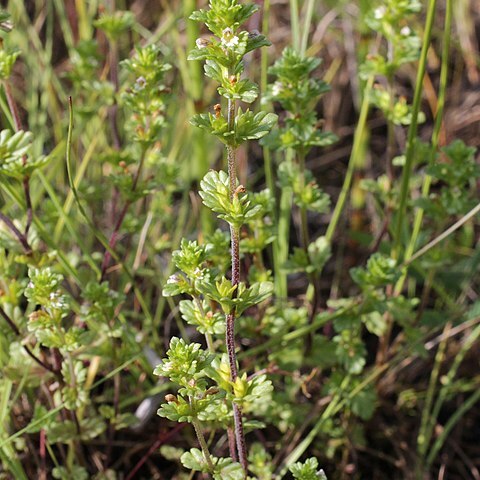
[394,0,451,294]
[300,0,316,56]
[276,376,351,477]
[416,322,450,477]
[326,76,373,243]
[392,0,438,260]
[275,184,292,300]
[65,98,153,324]
[289,0,300,52]
[260,0,282,298]
[191,417,215,473]
[297,150,319,352]
[426,385,480,469]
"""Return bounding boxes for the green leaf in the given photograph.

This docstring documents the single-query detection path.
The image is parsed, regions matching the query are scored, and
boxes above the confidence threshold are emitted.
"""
[179,299,225,335]
[232,372,273,411]
[153,337,214,392]
[218,78,259,103]
[190,112,232,144]
[0,129,49,179]
[351,385,377,420]
[181,448,209,472]
[197,276,238,313]
[158,395,197,423]
[199,170,261,228]
[213,459,245,480]
[333,332,366,374]
[307,237,331,273]
[234,109,277,145]
[268,47,321,83]
[350,253,400,288]
[0,50,20,79]
[53,466,89,480]
[370,86,425,126]
[0,10,13,32]
[172,239,206,277]
[181,448,244,479]
[189,2,259,37]
[245,32,271,53]
[235,281,274,315]
[428,140,479,186]
[290,457,327,479]
[362,311,387,336]
[283,237,331,274]
[162,273,195,297]
[93,11,135,40]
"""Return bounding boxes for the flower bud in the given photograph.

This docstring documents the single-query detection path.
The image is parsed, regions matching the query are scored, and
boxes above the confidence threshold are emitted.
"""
[195,38,210,49]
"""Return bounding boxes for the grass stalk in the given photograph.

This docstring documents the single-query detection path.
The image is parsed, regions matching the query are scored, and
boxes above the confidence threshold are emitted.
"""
[300,0,316,56]
[395,0,452,294]
[289,0,300,52]
[392,0,438,260]
[260,0,285,300]
[65,97,153,322]
[326,76,373,243]
[426,387,480,469]
[415,322,451,477]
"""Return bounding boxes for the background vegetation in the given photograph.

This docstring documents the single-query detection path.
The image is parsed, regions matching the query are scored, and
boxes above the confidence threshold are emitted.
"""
[0,0,479,478]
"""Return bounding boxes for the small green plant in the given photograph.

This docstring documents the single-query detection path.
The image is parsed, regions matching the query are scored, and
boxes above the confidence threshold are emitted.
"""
[262,46,336,308]
[1,0,479,479]
[155,0,277,476]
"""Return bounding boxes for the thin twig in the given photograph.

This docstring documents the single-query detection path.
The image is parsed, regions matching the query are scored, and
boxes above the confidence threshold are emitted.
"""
[0,305,58,376]
[100,147,147,281]
[0,212,32,253]
[404,201,480,266]
[3,81,33,234]
[125,424,185,480]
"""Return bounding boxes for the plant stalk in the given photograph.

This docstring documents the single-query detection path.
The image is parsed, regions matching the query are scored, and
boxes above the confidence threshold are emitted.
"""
[3,81,33,234]
[0,306,58,377]
[394,0,452,295]
[392,0,438,260]
[192,417,215,473]
[226,97,248,474]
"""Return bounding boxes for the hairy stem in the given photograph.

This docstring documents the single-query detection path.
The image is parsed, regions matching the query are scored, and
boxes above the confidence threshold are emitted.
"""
[226,97,248,474]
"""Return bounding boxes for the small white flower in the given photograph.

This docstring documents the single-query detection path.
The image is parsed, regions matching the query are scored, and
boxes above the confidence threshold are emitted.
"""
[167,274,179,284]
[222,35,239,48]
[400,26,411,36]
[374,6,386,19]
[221,27,239,48]
[272,81,283,97]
